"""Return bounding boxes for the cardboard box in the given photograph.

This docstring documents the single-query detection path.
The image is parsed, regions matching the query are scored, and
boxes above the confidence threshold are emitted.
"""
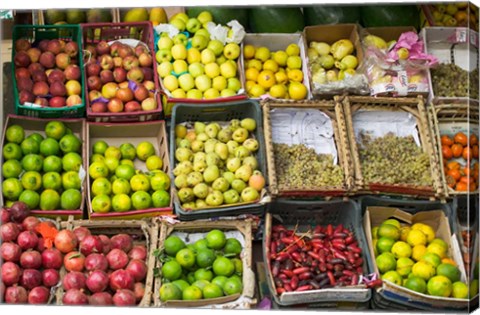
[86,121,173,220]
[153,218,257,309]
[1,115,86,220]
[364,206,469,310]
[241,33,312,100]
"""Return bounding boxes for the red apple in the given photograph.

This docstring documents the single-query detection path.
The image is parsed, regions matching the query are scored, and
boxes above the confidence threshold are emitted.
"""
[116,87,134,102]
[113,68,127,83]
[141,67,154,81]
[34,97,49,107]
[66,95,82,106]
[47,39,63,55]
[39,52,55,69]
[19,90,35,104]
[127,67,144,83]
[85,44,97,59]
[87,76,102,91]
[14,51,31,68]
[91,101,107,113]
[89,90,103,102]
[48,69,66,84]
[100,70,114,84]
[55,53,71,70]
[38,39,50,52]
[141,97,157,111]
[124,101,141,112]
[64,41,79,58]
[138,53,153,67]
[134,45,148,57]
[64,64,81,81]
[15,39,31,52]
[28,63,45,75]
[113,57,123,68]
[33,81,50,96]
[122,56,139,71]
[58,40,66,52]
[110,42,122,57]
[107,98,124,112]
[99,54,114,70]
[49,96,66,107]
[17,77,34,92]
[118,45,134,58]
[143,80,155,91]
[15,68,31,80]
[50,81,67,97]
[31,70,48,83]
[26,48,42,63]
[96,41,111,56]
[86,63,101,77]
[134,85,149,102]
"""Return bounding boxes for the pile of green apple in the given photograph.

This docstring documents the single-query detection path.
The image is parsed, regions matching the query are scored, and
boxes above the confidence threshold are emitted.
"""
[156,11,243,100]
[173,118,266,210]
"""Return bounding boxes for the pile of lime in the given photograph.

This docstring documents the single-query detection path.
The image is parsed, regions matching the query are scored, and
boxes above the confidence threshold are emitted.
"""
[2,121,83,210]
[88,139,170,213]
[372,218,471,299]
[158,229,244,302]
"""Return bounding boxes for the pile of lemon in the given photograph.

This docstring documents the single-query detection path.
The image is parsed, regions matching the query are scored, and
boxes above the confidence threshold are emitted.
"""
[243,43,308,100]
[372,218,471,299]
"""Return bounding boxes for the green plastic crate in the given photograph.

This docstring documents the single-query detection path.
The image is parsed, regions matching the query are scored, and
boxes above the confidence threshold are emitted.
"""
[11,24,86,118]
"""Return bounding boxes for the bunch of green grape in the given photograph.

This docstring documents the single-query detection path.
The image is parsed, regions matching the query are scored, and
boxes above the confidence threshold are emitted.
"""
[431,63,478,99]
[273,143,344,189]
[358,132,433,186]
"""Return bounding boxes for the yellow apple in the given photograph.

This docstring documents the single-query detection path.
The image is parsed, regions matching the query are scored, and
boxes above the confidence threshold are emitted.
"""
[286,43,300,56]
[171,44,187,60]
[157,61,173,78]
[255,46,270,62]
[171,88,186,98]
[201,48,216,64]
[178,73,195,91]
[204,63,220,78]
[220,62,237,78]
[163,75,179,92]
[173,60,188,74]
[221,88,236,97]
[273,50,288,67]
[212,76,227,91]
[203,88,220,99]
[195,74,212,92]
[170,18,186,32]
[187,47,201,64]
[247,59,262,71]
[243,44,256,60]
[286,56,302,70]
[157,36,174,50]
[197,11,213,25]
[188,62,205,78]
[171,12,189,23]
[186,89,203,99]
[223,43,240,60]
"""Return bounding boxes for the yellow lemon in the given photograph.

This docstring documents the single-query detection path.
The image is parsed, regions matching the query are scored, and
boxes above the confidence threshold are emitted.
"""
[407,229,427,247]
[269,84,287,99]
[274,71,288,85]
[426,242,447,259]
[400,226,411,242]
[412,244,427,262]
[243,44,256,60]
[245,67,259,82]
[412,223,435,243]
[245,80,256,92]
[263,59,279,73]
[287,69,304,82]
[257,70,276,89]
[288,82,307,100]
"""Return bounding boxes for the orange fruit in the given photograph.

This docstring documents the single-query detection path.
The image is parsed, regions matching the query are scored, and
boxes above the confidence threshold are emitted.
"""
[463,147,471,161]
[451,144,463,158]
[472,145,479,158]
[447,161,461,170]
[454,132,468,146]
[447,169,461,181]
[455,182,468,191]
[470,133,478,145]
[441,135,454,146]
[442,145,453,159]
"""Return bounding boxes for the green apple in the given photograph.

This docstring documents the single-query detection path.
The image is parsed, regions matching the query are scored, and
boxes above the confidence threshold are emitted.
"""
[187,48,202,64]
[204,88,220,99]
[223,43,240,60]
[186,89,203,99]
[216,56,227,65]
[197,11,213,25]
[203,165,220,183]
[201,48,216,64]
[207,39,224,57]
[178,73,195,91]
[205,63,220,79]
[170,18,186,32]
[157,61,173,78]
[156,49,172,63]
[188,62,205,78]
[191,34,208,51]
[220,62,237,79]
[157,36,174,50]
[241,186,259,202]
[173,33,188,46]
[212,76,227,91]
[195,74,212,92]
[193,182,209,199]
[231,179,247,194]
[186,18,202,33]
[221,89,236,97]
[214,142,229,160]
[227,78,241,92]
[212,177,229,192]
[205,190,223,206]
[235,164,253,182]
[223,189,240,204]
[232,128,249,143]
[171,44,188,60]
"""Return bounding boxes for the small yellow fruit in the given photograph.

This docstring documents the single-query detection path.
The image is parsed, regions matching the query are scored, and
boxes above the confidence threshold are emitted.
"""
[257,70,276,89]
[247,59,262,71]
[269,84,287,99]
[286,43,300,56]
[255,47,271,62]
[245,67,259,82]
[273,50,288,66]
[245,80,256,92]
[287,69,303,82]
[288,82,307,100]
[243,45,256,60]
[274,72,288,85]
[263,59,279,73]
[407,229,427,247]
[249,84,266,97]
[286,56,302,70]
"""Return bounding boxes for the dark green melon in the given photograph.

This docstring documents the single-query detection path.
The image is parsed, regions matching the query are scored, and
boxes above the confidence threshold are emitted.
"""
[186,7,248,28]
[303,5,361,26]
[360,5,421,30]
[248,6,305,33]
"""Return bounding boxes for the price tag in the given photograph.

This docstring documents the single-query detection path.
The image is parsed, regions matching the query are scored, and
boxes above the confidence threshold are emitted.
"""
[456,28,468,43]
[0,10,13,19]
[470,31,479,48]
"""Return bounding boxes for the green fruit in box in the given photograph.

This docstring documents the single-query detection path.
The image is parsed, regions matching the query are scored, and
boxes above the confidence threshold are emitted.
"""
[248,7,305,33]
[303,5,361,26]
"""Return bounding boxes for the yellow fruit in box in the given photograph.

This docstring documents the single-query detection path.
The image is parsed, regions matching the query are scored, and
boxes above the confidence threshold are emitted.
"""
[249,84,265,97]
[391,241,412,259]
[243,45,256,60]
[399,226,411,242]
[269,84,287,99]
[123,8,149,22]
[245,68,259,82]
[363,34,388,50]
[288,81,307,100]
[149,8,168,26]
[273,51,288,67]
[412,245,427,262]
[407,229,427,247]
[287,69,303,82]
[275,72,288,85]
[411,223,435,243]
[426,242,447,259]
[412,261,436,281]
[263,60,279,73]
[285,43,300,57]
[427,275,452,297]
[257,70,276,89]
[255,47,270,62]
[378,224,400,241]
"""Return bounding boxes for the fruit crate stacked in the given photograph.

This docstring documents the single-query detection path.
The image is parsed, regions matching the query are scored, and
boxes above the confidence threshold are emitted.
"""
[36,9,119,26]
[11,24,86,118]
[261,99,354,197]
[86,121,172,220]
[421,4,479,31]
[169,100,268,221]
[80,22,163,122]
[1,115,86,220]
[55,216,159,306]
[361,197,469,311]
[263,199,372,308]
[153,217,256,308]
[342,95,444,198]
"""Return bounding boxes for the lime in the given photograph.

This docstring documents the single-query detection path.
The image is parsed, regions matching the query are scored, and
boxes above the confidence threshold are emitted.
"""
[194,268,214,282]
[407,229,427,247]
[171,279,190,292]
[206,229,226,250]
[115,164,136,181]
[112,178,131,195]
[27,133,44,145]
[152,190,170,208]
[378,224,400,241]
[212,256,234,277]
[162,260,183,281]
[196,248,216,268]
[89,161,109,179]
[427,275,453,297]
[396,257,415,277]
[452,281,469,299]
[436,263,461,282]
[391,241,412,259]
[164,235,186,256]
[222,276,243,295]
[211,276,228,288]
[92,140,109,155]
[39,189,60,210]
[120,159,135,167]
[104,157,119,173]
[21,154,44,172]
[3,143,23,160]
[104,146,122,160]
[412,261,436,281]
[21,171,42,191]
[91,194,111,213]
[136,141,155,161]
[159,283,182,302]
[182,286,202,300]
[176,248,196,269]
[111,194,132,212]
[130,174,151,192]
[62,171,82,190]
[405,275,427,294]
[131,191,152,210]
[376,237,395,254]
[2,178,24,200]
[150,171,170,191]
[376,252,397,274]
[61,189,82,210]
[2,159,23,178]
[192,280,210,291]
[91,177,112,196]
[18,190,40,209]
[203,283,224,299]
[194,239,209,251]
[224,238,242,255]
[45,121,66,140]
[91,154,105,163]
[146,155,163,171]
[421,252,442,268]
[59,134,81,154]
[231,258,243,274]
[39,138,60,157]
[42,172,62,191]
[62,152,83,172]
[382,219,401,229]
[470,279,479,297]
[20,137,40,155]
[186,271,196,284]
[382,270,403,286]
[5,125,25,144]
[119,143,137,160]
[43,155,62,173]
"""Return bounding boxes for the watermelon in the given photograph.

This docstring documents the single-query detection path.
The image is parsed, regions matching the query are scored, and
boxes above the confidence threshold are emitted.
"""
[186,7,248,28]
[360,5,421,30]
[303,5,361,26]
[248,7,305,33]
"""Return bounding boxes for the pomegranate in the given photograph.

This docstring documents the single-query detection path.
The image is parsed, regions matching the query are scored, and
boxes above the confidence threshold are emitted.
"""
[79,235,103,256]
[1,208,11,223]
[109,269,135,291]
[113,289,136,306]
[64,251,85,272]
[41,248,63,269]
[17,230,39,250]
[73,226,91,242]
[20,269,42,290]
[0,222,20,242]
[21,216,40,232]
[106,248,129,270]
[62,288,88,305]
[62,271,86,290]
[128,245,147,261]
[54,230,78,253]
[125,259,147,282]
[20,250,42,269]
[2,262,21,286]
[28,286,50,304]
[84,253,108,272]
[89,292,113,305]
[1,242,22,262]
[133,282,145,302]
[98,234,112,254]
[110,234,133,253]
[9,201,30,223]
[42,269,60,287]
[4,285,28,304]
[86,270,109,293]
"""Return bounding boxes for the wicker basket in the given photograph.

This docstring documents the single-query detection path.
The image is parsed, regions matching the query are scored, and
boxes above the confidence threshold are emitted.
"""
[262,99,354,197]
[427,100,479,197]
[56,216,158,306]
[342,95,444,198]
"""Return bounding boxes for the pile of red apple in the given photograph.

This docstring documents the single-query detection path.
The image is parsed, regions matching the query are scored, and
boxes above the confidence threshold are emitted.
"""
[1,202,59,304]
[13,38,83,108]
[58,227,148,306]
[84,40,158,114]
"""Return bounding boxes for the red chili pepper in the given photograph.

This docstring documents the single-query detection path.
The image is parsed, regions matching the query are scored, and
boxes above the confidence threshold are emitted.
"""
[282,269,294,278]
[270,241,277,254]
[348,245,362,254]
[332,248,347,260]
[332,232,347,239]
[273,225,286,232]
[296,285,312,292]
[284,283,293,292]
[307,251,320,260]
[287,244,298,254]
[275,252,289,262]
[344,235,354,244]
[272,261,280,277]
[326,263,333,270]
[326,224,333,236]
[299,272,312,280]
[327,271,336,286]
[293,267,310,275]
[281,237,294,244]
[290,275,299,290]
[351,274,359,286]
[343,269,354,277]
[276,287,286,295]
[355,257,363,267]
[291,251,302,262]
[331,238,345,244]
[334,224,343,234]
[332,242,346,251]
